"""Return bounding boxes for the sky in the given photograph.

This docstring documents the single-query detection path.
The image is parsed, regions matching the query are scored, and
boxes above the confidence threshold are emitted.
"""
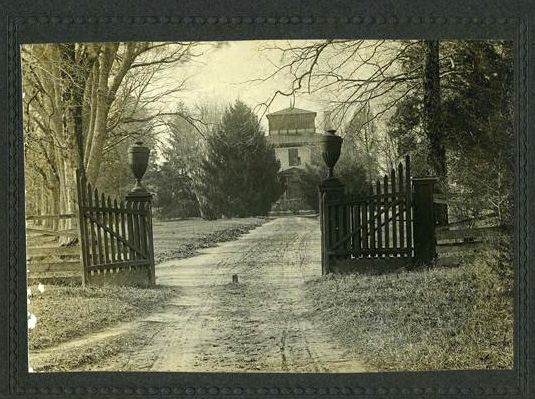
[157,40,332,131]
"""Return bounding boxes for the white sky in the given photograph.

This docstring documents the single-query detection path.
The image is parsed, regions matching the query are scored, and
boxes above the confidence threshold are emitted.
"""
[158,40,331,131]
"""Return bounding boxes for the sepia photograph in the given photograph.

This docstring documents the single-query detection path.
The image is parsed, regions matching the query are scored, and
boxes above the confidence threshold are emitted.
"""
[22,39,514,373]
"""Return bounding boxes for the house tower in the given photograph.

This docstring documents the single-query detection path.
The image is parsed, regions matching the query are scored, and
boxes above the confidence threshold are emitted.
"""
[266,106,320,209]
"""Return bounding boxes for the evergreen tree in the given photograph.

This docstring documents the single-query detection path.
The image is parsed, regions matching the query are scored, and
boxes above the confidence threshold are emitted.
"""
[198,100,284,219]
[386,40,513,224]
[144,159,200,220]
[143,109,204,219]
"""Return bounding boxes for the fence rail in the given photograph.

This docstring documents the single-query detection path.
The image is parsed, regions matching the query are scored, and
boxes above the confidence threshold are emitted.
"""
[26,213,76,220]
[25,213,77,237]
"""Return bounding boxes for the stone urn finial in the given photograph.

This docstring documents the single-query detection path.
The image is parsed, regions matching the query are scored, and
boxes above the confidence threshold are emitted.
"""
[128,141,150,194]
[320,130,343,178]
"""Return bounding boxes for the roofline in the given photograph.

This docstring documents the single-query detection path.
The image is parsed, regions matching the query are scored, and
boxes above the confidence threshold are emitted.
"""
[266,108,317,117]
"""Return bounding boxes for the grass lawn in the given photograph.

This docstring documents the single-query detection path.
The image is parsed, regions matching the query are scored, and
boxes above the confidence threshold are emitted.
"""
[153,217,268,263]
[28,284,177,351]
[306,255,513,371]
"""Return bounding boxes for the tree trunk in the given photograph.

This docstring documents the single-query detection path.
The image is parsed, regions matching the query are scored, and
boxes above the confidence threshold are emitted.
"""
[85,44,119,184]
[57,160,78,245]
[56,44,84,245]
[422,40,448,225]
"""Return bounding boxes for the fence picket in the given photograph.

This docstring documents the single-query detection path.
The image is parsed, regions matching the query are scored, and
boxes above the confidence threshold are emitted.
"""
[87,183,97,266]
[127,201,135,260]
[146,201,156,284]
[112,199,120,261]
[144,202,151,260]
[355,202,362,255]
[369,184,375,254]
[391,168,398,250]
[405,155,413,253]
[383,175,390,251]
[139,202,145,256]
[362,192,369,252]
[398,161,405,250]
[93,188,104,264]
[339,204,344,261]
[347,204,353,255]
[329,204,337,254]
[108,197,116,262]
[120,201,129,261]
[139,202,147,258]
[134,202,142,259]
[101,193,110,264]
[376,180,382,252]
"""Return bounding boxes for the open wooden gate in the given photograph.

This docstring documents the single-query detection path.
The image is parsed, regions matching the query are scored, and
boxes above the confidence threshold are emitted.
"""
[76,171,155,286]
[324,157,413,261]
[320,156,437,273]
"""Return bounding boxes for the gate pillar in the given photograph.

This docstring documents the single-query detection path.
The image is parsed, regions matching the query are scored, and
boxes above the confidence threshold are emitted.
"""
[412,177,437,265]
[125,191,156,286]
[318,129,345,275]
[319,177,345,275]
[126,141,155,286]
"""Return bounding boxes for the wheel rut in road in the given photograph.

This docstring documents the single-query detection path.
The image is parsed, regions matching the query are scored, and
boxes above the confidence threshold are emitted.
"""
[37,216,367,372]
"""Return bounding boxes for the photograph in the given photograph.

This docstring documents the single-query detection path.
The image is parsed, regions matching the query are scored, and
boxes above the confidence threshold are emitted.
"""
[22,39,514,374]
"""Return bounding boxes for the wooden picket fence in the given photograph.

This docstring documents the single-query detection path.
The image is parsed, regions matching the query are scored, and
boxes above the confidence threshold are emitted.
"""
[324,156,412,260]
[76,171,155,286]
[320,156,437,273]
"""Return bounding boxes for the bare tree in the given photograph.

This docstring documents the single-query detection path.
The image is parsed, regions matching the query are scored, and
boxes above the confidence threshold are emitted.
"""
[158,100,226,218]
[256,40,425,125]
[257,40,453,177]
[23,41,208,243]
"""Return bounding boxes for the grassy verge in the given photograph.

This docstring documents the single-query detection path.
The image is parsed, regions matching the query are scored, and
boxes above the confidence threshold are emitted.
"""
[28,284,177,350]
[28,217,268,352]
[31,330,145,372]
[153,217,268,263]
[305,254,513,371]
[30,328,159,372]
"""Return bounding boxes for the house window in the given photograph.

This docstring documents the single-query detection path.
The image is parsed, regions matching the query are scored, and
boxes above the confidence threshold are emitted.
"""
[288,148,300,166]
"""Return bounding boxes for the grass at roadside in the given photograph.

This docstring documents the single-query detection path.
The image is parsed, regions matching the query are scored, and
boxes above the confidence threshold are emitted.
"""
[153,217,268,263]
[28,217,268,352]
[31,329,149,372]
[28,284,177,351]
[305,256,513,371]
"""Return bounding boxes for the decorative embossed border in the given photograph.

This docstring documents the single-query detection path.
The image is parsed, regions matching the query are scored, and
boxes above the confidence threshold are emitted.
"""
[0,1,532,398]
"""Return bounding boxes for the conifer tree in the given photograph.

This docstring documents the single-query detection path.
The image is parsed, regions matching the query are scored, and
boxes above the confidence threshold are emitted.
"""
[199,100,284,219]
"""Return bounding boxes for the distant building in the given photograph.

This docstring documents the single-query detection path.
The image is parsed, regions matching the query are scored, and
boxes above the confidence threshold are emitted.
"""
[266,107,321,210]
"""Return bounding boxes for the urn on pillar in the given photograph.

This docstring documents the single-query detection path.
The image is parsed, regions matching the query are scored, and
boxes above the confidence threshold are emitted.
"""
[318,129,345,276]
[127,141,150,197]
[320,129,343,179]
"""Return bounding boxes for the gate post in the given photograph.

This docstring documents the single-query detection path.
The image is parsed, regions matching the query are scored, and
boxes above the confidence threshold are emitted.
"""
[319,178,345,275]
[318,129,344,275]
[125,191,155,286]
[126,141,155,286]
[412,177,437,265]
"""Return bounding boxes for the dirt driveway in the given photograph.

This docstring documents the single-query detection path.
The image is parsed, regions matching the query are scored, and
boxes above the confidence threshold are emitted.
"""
[35,216,366,372]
